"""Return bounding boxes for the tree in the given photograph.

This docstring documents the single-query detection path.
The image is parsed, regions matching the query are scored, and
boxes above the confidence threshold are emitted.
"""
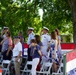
[0,0,41,36]
[38,0,72,32]
[68,0,76,48]
[0,0,73,42]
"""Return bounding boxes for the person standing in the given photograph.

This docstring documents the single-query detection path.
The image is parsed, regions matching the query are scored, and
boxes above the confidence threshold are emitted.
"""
[12,36,22,75]
[18,31,24,44]
[49,31,59,72]
[27,27,35,61]
[34,35,43,50]
[0,33,3,53]
[55,28,62,60]
[27,27,35,69]
[1,31,12,60]
[29,39,42,75]
[34,35,43,71]
[27,27,35,45]
[1,27,9,39]
[41,27,51,62]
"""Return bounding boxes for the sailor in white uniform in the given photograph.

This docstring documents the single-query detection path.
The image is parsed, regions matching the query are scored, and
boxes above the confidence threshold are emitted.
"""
[27,27,35,69]
[27,27,35,45]
[41,27,51,62]
[27,27,35,65]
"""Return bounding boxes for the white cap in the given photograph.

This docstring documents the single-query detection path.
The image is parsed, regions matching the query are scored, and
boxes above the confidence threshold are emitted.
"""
[3,26,8,29]
[43,27,49,31]
[28,27,34,30]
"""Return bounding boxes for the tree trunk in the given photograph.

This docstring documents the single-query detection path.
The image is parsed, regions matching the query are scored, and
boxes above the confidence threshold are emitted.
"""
[68,0,76,49]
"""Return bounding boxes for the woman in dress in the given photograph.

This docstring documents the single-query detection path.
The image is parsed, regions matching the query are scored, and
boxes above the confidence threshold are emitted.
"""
[55,28,62,60]
[49,31,59,72]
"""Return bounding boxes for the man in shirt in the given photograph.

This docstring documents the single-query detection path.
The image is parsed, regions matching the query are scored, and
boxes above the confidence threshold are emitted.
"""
[41,27,51,62]
[13,36,22,75]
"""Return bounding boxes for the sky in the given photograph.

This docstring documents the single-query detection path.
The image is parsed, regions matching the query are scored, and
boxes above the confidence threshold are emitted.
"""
[38,8,43,20]
[13,0,43,20]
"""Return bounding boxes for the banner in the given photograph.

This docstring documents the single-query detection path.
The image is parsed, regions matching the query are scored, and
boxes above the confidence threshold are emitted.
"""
[0,69,2,75]
[64,50,76,75]
[22,44,28,57]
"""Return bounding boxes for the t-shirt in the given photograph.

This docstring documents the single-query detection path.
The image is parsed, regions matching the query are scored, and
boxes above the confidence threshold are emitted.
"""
[2,37,12,52]
[8,38,12,46]
[13,42,22,57]
[30,45,40,59]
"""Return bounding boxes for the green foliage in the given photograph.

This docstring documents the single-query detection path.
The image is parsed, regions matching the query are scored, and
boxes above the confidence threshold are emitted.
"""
[38,0,72,32]
[0,0,72,39]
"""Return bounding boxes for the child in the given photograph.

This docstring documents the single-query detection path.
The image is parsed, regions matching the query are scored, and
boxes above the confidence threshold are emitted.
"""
[29,39,42,75]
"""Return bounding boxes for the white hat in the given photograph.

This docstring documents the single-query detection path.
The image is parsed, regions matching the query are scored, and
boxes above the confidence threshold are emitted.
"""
[28,27,34,30]
[3,26,8,29]
[43,27,49,31]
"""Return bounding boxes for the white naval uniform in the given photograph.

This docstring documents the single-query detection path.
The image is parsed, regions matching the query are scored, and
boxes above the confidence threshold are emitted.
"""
[27,32,35,45]
[41,33,51,62]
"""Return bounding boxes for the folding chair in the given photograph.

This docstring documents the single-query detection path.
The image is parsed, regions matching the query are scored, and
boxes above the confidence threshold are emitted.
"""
[2,60,11,75]
[52,63,63,75]
[37,62,53,75]
[21,61,32,75]
[52,57,63,75]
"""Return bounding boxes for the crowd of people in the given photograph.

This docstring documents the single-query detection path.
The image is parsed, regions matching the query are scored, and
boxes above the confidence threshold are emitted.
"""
[0,26,62,75]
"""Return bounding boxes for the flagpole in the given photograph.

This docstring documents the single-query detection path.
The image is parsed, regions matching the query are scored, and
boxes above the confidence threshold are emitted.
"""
[63,54,66,75]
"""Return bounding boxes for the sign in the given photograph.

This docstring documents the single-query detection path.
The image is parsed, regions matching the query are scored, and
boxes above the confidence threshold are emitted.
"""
[22,44,28,57]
